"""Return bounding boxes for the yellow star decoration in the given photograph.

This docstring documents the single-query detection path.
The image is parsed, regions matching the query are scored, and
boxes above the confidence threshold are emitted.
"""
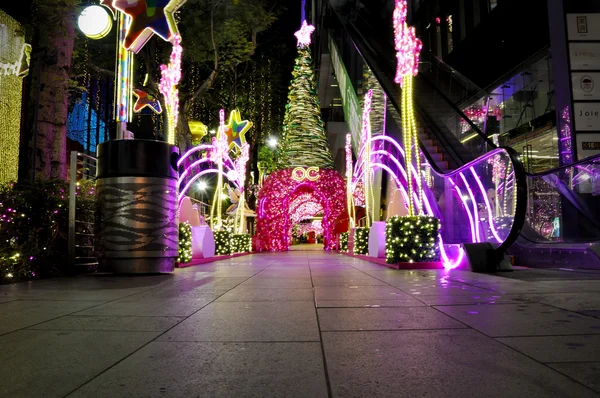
[224,109,253,151]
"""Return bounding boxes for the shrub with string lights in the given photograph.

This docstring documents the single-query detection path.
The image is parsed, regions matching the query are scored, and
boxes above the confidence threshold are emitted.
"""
[340,232,348,252]
[232,234,251,253]
[177,222,192,264]
[386,216,440,264]
[214,230,232,255]
[353,227,369,255]
[0,179,96,282]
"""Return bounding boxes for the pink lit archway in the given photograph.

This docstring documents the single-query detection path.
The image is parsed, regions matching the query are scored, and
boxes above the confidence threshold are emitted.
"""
[256,169,346,251]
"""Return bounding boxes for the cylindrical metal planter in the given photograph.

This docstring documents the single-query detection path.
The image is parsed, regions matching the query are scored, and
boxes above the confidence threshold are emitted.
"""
[96,140,179,273]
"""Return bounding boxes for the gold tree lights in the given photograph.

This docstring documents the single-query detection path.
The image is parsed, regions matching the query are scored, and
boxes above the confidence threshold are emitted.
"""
[0,11,31,183]
[278,21,334,170]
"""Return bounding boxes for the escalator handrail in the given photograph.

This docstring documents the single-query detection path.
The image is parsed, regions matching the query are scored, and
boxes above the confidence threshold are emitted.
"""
[338,11,497,151]
[526,152,600,178]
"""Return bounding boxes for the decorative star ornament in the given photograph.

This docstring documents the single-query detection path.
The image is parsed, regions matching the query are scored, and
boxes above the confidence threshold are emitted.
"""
[113,0,187,53]
[224,110,253,151]
[132,88,163,113]
[294,20,315,47]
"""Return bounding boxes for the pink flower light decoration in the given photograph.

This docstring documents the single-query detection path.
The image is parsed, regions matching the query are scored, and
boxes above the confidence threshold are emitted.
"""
[256,169,346,251]
[393,0,423,84]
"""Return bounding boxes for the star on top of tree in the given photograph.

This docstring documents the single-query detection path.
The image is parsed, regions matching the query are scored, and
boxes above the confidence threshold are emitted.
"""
[294,20,315,47]
[113,0,187,53]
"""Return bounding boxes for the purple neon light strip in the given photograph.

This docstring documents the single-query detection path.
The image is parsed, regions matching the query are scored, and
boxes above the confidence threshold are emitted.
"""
[177,145,215,168]
[179,169,227,204]
[178,158,241,190]
[459,172,480,242]
[372,160,463,268]
[470,167,502,243]
[357,135,485,269]
[448,178,476,242]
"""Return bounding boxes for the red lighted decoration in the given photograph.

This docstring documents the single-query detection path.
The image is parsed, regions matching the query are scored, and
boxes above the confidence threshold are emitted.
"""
[256,169,346,251]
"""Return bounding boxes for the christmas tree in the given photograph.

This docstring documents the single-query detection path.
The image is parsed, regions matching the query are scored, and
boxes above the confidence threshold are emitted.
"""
[278,21,334,170]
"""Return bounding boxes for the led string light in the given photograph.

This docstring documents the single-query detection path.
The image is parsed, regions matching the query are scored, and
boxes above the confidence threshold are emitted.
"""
[361,90,374,227]
[159,34,182,145]
[210,109,227,230]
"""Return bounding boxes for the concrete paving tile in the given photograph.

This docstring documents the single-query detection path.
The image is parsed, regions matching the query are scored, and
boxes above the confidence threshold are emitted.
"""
[158,301,320,342]
[126,277,246,299]
[322,329,599,398]
[76,297,215,317]
[0,296,17,303]
[256,270,312,278]
[488,281,600,294]
[0,300,104,335]
[416,293,531,306]
[496,335,600,363]
[69,341,328,398]
[0,329,159,398]
[315,285,413,301]
[581,310,600,319]
[512,292,600,311]
[435,303,600,337]
[216,287,314,302]
[240,277,313,289]
[28,315,185,332]
[548,362,600,393]
[397,283,494,295]
[315,298,426,308]
[17,289,150,301]
[318,307,466,331]
[311,276,388,286]
[308,268,366,276]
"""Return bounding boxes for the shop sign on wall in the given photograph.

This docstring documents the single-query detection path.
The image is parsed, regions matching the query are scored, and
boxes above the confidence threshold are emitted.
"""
[576,133,600,160]
[574,102,600,131]
[569,42,600,70]
[567,14,600,41]
[572,72,600,100]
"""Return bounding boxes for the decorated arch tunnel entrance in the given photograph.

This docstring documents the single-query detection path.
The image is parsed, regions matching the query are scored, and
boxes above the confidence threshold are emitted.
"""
[256,167,347,251]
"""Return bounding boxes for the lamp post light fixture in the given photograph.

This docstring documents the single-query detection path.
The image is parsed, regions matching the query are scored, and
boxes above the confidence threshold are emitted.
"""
[267,136,278,148]
[197,180,208,191]
[78,5,113,39]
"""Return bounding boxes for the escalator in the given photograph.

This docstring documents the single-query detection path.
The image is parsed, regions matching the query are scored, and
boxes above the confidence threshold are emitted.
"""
[326,1,600,269]
[326,2,527,269]
[328,0,600,269]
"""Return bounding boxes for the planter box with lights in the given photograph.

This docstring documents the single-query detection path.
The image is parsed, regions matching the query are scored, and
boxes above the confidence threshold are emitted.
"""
[340,232,349,252]
[214,230,232,255]
[232,234,251,253]
[385,216,441,264]
[353,227,370,255]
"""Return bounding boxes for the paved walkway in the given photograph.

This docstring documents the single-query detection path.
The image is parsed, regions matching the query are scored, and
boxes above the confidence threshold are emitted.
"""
[1,252,600,397]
